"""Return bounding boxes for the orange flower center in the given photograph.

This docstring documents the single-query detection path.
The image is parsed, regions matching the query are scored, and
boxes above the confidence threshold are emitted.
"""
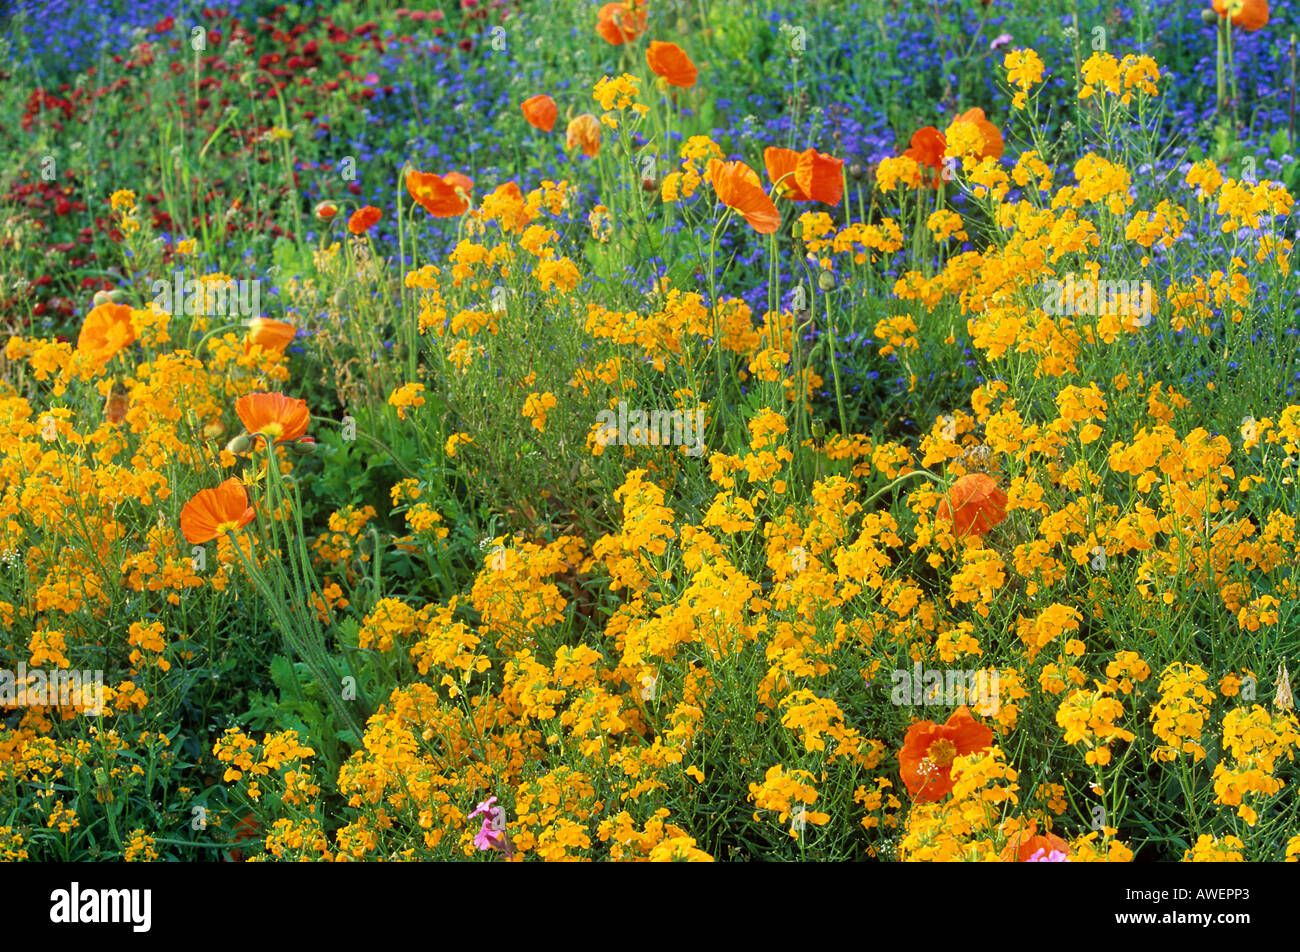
[927,738,958,769]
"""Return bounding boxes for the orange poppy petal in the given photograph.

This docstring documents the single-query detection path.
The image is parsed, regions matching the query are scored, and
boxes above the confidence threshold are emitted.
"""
[795,148,844,206]
[713,161,781,234]
[646,41,698,87]
[764,147,808,200]
[521,94,558,132]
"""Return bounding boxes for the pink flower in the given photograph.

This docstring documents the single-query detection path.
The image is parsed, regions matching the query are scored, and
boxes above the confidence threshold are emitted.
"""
[468,796,513,856]
[1027,847,1070,862]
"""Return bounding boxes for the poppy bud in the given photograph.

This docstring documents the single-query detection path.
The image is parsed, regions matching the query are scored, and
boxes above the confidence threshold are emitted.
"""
[291,436,318,455]
[1201,7,1218,23]
[811,420,825,440]
[817,269,835,291]
[92,290,113,307]
[109,289,126,302]
[314,201,339,221]
[849,163,864,181]
[226,432,253,455]
[332,288,348,309]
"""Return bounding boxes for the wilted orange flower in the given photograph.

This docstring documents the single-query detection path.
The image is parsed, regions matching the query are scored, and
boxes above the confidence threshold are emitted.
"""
[521,94,558,132]
[646,41,697,87]
[953,107,1004,160]
[566,114,602,158]
[1001,820,1071,861]
[710,160,780,234]
[243,318,296,355]
[763,147,844,205]
[235,392,310,446]
[1213,0,1269,30]
[77,302,137,366]
[406,170,474,217]
[903,126,947,188]
[180,478,255,544]
[938,473,1009,537]
[596,1,646,45]
[347,205,382,234]
[898,706,994,801]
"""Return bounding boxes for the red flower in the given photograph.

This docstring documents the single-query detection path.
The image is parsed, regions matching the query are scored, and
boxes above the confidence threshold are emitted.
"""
[646,41,698,87]
[596,1,646,45]
[763,147,844,205]
[1213,0,1270,30]
[406,169,474,217]
[937,473,1008,538]
[1001,820,1072,862]
[898,706,994,801]
[709,160,781,234]
[347,205,382,234]
[903,126,947,188]
[953,107,1004,160]
[521,94,558,132]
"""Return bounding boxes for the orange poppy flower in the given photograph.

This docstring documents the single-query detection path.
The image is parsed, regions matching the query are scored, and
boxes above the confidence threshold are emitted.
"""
[566,114,602,158]
[763,147,843,205]
[903,126,947,188]
[954,107,1004,160]
[709,160,781,234]
[596,1,646,45]
[1213,0,1269,30]
[180,478,255,545]
[347,205,382,234]
[243,318,297,356]
[646,41,698,87]
[521,94,558,132]
[937,473,1008,538]
[406,169,474,217]
[898,705,994,801]
[1001,820,1071,862]
[227,813,263,863]
[76,302,137,366]
[235,391,310,446]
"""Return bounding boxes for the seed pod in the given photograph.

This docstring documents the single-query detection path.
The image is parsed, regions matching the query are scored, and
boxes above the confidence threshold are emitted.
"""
[1200,8,1218,23]
[226,432,253,455]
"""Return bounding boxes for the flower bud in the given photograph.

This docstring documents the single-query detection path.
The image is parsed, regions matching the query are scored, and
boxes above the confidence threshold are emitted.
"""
[811,420,826,440]
[92,290,113,307]
[314,201,339,221]
[817,269,836,292]
[291,436,318,455]
[848,163,865,181]
[1201,7,1219,23]
[226,432,253,455]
